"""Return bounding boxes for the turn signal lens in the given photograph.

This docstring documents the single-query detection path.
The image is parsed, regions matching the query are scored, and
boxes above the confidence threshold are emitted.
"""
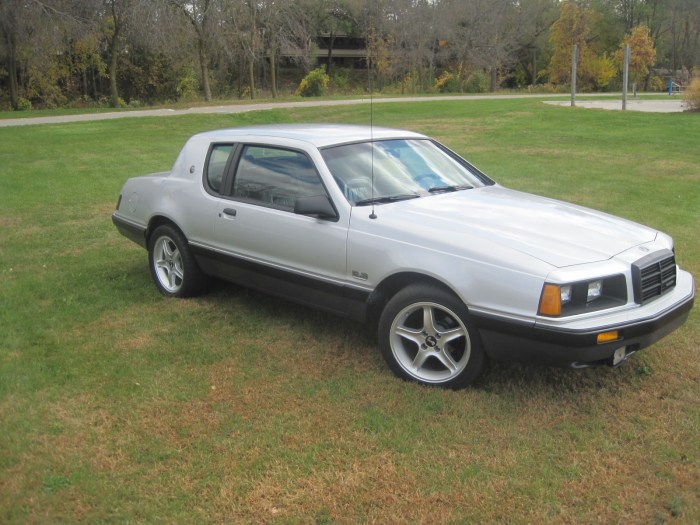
[539,284,562,316]
[597,331,620,344]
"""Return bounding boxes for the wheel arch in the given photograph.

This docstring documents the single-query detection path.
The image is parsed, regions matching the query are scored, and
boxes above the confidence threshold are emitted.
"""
[366,272,466,325]
[146,215,185,246]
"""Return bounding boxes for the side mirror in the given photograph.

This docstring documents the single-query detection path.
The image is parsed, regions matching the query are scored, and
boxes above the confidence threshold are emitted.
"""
[294,195,338,220]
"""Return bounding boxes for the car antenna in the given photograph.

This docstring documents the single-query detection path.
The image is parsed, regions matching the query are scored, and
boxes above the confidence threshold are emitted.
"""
[368,2,377,220]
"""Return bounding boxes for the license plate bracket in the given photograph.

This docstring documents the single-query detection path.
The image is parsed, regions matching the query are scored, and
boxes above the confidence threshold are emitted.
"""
[612,347,628,366]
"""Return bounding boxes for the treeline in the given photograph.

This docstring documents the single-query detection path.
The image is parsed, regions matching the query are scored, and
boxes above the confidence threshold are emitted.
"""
[1,0,699,110]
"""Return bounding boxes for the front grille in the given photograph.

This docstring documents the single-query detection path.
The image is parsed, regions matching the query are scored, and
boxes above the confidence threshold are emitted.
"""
[632,250,676,304]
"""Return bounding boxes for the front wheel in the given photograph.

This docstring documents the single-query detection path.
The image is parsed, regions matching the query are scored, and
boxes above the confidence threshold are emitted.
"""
[378,284,485,389]
[148,225,206,297]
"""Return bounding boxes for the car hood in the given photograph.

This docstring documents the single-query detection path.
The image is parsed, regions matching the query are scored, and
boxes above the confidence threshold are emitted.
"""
[367,186,657,268]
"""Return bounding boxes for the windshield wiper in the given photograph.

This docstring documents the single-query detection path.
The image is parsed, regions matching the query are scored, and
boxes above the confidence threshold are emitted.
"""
[428,184,474,193]
[354,194,420,206]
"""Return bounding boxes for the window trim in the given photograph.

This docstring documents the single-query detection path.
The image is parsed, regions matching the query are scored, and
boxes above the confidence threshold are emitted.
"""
[203,142,238,196]
[223,143,338,220]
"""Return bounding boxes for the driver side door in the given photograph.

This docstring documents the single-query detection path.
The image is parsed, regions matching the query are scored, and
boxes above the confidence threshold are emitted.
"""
[210,143,350,314]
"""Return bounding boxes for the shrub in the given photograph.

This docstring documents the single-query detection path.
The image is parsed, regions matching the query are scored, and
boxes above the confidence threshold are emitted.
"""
[682,78,700,112]
[296,68,330,97]
[649,75,665,92]
[435,71,460,93]
[464,72,490,93]
[589,54,616,90]
[433,68,491,94]
[16,97,33,111]
[177,67,200,101]
[331,68,351,91]
[399,71,418,94]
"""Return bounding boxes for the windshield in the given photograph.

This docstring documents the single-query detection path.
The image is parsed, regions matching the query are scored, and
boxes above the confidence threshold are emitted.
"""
[321,139,492,205]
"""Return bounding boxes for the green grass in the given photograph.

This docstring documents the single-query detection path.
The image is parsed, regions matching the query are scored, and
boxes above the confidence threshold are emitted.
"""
[1,99,698,523]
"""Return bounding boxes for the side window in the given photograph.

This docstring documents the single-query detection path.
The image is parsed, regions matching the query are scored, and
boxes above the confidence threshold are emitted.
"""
[232,145,324,210]
[205,144,234,193]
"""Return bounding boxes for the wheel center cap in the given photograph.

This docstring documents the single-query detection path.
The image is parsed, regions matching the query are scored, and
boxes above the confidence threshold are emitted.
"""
[425,335,437,347]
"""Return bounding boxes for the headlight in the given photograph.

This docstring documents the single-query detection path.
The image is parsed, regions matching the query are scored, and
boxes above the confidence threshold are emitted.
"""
[561,284,573,304]
[538,275,627,317]
[587,280,603,302]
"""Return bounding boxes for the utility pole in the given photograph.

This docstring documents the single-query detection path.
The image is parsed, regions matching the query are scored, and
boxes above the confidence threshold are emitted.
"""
[571,44,578,107]
[622,44,630,110]
[571,45,578,107]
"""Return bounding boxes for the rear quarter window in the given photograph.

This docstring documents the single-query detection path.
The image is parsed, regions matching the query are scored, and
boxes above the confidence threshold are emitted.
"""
[205,144,235,193]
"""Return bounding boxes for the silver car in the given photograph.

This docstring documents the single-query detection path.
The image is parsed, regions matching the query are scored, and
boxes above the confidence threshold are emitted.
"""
[112,124,694,388]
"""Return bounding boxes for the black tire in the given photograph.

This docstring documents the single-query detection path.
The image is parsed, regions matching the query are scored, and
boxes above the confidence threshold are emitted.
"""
[378,284,485,389]
[148,225,206,297]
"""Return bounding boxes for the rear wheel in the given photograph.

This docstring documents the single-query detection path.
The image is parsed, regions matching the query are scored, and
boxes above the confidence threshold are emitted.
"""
[378,284,485,388]
[148,225,206,297]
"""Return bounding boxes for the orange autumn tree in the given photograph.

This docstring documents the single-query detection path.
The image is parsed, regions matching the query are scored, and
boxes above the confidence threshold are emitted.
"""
[614,25,657,86]
[548,0,615,90]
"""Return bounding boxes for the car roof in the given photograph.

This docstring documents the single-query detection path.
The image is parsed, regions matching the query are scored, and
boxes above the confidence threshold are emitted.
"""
[193,124,427,148]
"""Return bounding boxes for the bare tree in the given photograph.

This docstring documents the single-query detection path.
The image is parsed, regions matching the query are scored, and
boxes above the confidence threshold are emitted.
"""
[222,0,260,99]
[257,0,285,98]
[0,0,25,108]
[386,0,441,92]
[437,0,547,92]
[102,0,137,106]
[314,0,361,76]
[283,0,320,73]
[667,0,700,72]
[167,0,217,101]
[0,0,98,107]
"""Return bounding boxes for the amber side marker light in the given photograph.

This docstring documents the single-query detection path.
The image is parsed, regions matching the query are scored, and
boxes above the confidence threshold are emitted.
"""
[539,284,562,316]
[597,331,620,344]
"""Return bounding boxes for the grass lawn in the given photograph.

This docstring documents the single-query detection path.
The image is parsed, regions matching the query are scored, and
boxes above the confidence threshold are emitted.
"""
[0,99,698,524]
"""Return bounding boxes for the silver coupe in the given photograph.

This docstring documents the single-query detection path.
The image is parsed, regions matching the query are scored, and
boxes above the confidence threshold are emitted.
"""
[113,124,694,388]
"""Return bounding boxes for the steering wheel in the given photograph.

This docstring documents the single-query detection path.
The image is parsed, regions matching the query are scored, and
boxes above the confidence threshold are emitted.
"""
[415,173,441,190]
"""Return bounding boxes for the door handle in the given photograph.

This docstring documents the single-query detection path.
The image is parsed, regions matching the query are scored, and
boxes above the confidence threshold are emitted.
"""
[223,208,237,217]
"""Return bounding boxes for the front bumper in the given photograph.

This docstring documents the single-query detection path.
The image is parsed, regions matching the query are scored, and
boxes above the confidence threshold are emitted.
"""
[474,272,695,367]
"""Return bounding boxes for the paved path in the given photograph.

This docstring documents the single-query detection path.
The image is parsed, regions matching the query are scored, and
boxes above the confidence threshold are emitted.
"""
[0,94,683,128]
[0,94,575,128]
[544,98,685,112]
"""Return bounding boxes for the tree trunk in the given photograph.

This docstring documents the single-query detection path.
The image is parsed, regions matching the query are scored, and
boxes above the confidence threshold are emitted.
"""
[326,32,336,77]
[249,58,255,99]
[198,38,212,101]
[269,45,277,98]
[249,1,256,99]
[82,69,88,99]
[109,39,120,106]
[238,59,243,98]
[200,59,212,101]
[7,31,19,109]
[2,16,19,108]
[108,20,121,107]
